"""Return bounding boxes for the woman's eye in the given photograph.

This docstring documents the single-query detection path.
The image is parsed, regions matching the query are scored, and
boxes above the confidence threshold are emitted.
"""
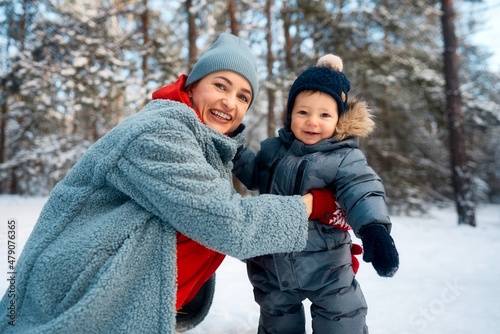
[214,83,226,90]
[239,95,249,103]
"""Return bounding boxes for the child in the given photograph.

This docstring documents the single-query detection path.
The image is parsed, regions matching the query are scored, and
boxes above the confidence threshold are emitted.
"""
[233,54,399,333]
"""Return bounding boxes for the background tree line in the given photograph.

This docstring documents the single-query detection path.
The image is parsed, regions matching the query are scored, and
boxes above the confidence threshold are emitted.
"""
[1,0,499,219]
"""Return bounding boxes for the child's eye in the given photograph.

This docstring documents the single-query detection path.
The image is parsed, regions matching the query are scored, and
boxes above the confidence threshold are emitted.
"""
[297,110,307,115]
[321,113,332,118]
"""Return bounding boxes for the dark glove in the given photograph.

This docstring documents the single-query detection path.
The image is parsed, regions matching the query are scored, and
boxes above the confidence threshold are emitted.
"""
[360,224,399,277]
[309,189,349,231]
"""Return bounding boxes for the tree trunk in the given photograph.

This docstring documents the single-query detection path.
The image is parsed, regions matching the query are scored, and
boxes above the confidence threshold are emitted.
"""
[227,0,239,35]
[20,0,28,50]
[185,0,198,72]
[265,0,276,137]
[440,0,476,226]
[282,0,294,69]
[141,0,149,83]
[0,103,6,164]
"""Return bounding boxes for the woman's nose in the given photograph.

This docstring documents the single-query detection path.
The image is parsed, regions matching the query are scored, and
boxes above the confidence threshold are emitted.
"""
[223,95,236,110]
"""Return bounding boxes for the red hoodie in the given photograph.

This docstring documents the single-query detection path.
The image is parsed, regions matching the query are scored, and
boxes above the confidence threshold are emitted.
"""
[153,75,225,311]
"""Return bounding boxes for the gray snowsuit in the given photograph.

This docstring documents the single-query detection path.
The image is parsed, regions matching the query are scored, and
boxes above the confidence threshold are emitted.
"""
[233,98,391,334]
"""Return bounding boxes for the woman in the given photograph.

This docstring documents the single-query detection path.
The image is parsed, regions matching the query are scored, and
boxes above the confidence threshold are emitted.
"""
[0,33,338,333]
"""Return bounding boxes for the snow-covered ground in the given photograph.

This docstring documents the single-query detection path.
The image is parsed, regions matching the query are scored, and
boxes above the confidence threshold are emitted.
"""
[1,195,499,333]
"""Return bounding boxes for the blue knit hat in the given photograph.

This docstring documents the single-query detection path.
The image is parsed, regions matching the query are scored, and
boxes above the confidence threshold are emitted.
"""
[285,54,350,128]
[185,33,259,106]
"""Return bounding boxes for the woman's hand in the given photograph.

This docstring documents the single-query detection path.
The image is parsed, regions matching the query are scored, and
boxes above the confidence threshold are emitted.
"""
[301,193,313,217]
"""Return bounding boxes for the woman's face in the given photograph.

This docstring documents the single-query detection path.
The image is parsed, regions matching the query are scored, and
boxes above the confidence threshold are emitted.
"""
[189,71,252,134]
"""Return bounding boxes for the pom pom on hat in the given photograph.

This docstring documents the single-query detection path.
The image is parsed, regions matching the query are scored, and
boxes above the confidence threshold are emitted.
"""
[285,54,351,129]
[317,54,343,72]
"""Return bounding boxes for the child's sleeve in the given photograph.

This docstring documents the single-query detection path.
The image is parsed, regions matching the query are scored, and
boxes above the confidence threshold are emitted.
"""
[335,148,391,237]
[232,146,260,190]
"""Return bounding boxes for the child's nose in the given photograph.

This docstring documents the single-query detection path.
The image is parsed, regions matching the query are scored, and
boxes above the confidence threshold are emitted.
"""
[306,116,318,125]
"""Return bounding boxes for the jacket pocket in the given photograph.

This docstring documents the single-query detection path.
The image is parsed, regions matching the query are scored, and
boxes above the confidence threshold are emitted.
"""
[314,221,352,251]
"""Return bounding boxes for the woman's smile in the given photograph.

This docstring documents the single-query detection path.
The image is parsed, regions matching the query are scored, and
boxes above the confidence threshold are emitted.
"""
[210,109,232,121]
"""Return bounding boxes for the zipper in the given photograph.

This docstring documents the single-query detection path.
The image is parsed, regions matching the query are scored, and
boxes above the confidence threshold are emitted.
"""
[293,160,308,195]
[265,158,281,193]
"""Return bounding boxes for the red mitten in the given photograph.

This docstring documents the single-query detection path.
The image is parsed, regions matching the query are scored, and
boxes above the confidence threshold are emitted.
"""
[309,189,349,231]
[351,243,363,274]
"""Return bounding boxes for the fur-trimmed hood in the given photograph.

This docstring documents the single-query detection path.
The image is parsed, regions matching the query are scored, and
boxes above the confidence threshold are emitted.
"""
[333,97,375,141]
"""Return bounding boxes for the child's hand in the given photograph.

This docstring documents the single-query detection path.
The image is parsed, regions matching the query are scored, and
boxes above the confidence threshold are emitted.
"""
[360,224,399,277]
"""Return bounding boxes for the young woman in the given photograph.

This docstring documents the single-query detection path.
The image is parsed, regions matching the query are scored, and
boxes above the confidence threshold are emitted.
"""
[0,33,339,334]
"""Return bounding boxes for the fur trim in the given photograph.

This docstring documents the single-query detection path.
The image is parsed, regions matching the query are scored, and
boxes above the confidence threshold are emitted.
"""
[333,98,375,141]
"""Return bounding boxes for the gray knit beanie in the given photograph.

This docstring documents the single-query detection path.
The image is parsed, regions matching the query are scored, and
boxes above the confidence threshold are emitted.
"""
[185,33,259,106]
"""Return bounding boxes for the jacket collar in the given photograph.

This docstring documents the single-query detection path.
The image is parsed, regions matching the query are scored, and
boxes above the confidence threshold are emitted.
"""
[152,74,203,123]
[333,98,374,141]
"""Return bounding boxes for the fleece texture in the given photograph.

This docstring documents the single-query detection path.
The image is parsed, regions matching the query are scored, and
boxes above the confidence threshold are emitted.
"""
[0,100,310,334]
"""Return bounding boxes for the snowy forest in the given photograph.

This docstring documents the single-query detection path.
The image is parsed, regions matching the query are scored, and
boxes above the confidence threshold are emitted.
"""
[1,0,499,219]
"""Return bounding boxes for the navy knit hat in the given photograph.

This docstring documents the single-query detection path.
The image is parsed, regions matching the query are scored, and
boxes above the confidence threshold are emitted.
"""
[285,54,350,128]
[185,33,259,106]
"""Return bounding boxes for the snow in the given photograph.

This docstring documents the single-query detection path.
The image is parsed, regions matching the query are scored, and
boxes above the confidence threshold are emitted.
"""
[0,195,499,333]
[72,56,89,68]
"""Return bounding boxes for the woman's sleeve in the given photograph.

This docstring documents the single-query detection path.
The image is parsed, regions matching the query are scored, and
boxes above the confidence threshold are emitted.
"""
[107,127,308,260]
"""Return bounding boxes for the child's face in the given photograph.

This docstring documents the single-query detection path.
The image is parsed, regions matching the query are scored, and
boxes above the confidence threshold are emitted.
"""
[290,91,339,145]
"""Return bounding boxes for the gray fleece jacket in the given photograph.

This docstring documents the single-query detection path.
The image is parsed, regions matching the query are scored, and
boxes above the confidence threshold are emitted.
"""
[0,100,310,334]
